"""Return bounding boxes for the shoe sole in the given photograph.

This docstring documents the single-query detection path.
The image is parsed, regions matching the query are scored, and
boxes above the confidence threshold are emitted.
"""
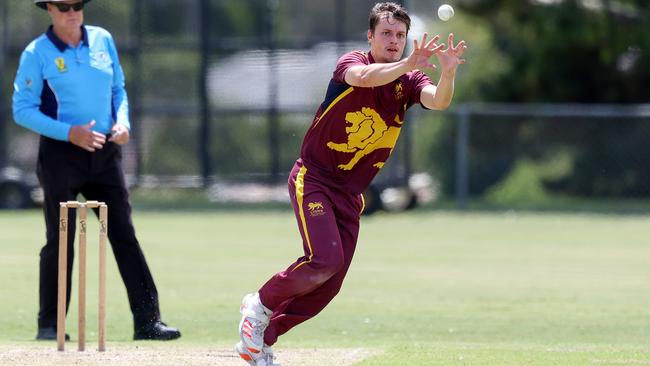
[133,330,181,341]
[235,341,255,366]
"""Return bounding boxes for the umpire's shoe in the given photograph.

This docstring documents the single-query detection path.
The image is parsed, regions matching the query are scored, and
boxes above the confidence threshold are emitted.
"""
[36,326,70,341]
[134,321,181,340]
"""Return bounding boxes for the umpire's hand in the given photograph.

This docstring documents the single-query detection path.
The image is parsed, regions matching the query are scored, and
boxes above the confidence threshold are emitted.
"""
[109,124,130,145]
[69,120,106,152]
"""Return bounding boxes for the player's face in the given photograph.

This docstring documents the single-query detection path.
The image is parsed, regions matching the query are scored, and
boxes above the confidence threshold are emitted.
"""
[368,16,408,63]
[47,1,84,30]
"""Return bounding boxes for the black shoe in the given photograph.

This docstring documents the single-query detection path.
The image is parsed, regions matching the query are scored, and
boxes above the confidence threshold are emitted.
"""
[36,326,70,341]
[133,321,181,341]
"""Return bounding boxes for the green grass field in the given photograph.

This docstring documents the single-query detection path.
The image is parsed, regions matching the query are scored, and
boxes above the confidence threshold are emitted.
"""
[1,208,649,365]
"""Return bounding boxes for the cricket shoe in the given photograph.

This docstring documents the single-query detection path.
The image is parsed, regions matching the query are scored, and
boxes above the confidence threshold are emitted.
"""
[235,341,281,366]
[239,293,272,353]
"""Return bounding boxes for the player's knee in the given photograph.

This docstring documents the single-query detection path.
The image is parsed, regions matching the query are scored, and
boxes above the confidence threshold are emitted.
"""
[310,254,344,285]
[322,262,344,280]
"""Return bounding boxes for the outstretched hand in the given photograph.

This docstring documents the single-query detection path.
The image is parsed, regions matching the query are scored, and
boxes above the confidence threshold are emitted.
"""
[405,33,445,71]
[436,33,467,73]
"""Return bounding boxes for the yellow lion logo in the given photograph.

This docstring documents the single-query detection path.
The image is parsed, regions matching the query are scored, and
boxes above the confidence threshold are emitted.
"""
[326,107,402,170]
[308,202,324,211]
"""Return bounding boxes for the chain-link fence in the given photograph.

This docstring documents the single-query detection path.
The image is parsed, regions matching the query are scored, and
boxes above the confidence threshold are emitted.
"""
[420,104,650,210]
[1,1,649,211]
[1,0,387,183]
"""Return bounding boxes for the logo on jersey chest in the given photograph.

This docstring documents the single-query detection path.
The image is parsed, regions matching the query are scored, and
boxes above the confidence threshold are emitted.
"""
[55,57,68,73]
[394,82,404,100]
[326,107,403,171]
[90,51,112,69]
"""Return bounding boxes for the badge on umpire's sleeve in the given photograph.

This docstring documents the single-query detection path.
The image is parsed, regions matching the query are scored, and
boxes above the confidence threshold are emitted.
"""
[55,57,68,73]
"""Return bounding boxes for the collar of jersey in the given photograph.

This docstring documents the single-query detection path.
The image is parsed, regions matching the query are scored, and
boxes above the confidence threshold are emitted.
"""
[367,51,376,64]
[46,25,89,52]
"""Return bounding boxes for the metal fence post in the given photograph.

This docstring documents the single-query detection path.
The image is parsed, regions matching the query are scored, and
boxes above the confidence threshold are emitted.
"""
[130,0,143,186]
[266,0,280,183]
[335,0,346,55]
[455,106,470,210]
[0,0,7,168]
[198,0,212,186]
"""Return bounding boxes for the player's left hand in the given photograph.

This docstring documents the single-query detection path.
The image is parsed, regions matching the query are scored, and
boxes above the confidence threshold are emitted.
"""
[109,124,130,145]
[436,33,467,74]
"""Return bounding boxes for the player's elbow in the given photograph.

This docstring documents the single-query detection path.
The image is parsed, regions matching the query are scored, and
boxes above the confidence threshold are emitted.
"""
[433,103,450,111]
[427,99,451,111]
[345,66,380,88]
[359,70,382,87]
[347,73,373,88]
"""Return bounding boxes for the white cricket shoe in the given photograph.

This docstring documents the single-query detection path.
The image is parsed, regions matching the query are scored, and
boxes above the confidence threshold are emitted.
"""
[235,340,282,366]
[238,293,272,353]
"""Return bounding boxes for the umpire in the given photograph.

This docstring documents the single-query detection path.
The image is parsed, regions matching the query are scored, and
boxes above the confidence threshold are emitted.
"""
[12,0,181,341]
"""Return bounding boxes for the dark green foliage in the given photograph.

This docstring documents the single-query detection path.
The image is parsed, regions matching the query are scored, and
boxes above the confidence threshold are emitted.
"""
[446,0,650,197]
[3,1,650,201]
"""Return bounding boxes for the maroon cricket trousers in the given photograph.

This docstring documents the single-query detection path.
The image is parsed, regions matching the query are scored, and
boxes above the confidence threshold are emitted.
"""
[258,159,364,346]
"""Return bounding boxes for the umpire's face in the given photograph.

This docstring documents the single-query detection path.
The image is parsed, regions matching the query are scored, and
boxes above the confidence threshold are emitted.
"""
[47,1,84,31]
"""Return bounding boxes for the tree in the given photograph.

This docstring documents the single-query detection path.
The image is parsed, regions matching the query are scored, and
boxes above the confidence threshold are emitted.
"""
[444,0,650,197]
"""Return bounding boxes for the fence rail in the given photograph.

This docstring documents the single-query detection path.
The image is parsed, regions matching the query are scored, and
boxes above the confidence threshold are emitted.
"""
[447,103,650,209]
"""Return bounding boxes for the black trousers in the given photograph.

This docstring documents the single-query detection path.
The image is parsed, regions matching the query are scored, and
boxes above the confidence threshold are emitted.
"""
[36,136,160,329]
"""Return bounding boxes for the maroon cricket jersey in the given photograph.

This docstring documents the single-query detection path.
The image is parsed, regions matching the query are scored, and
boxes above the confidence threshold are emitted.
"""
[300,51,433,194]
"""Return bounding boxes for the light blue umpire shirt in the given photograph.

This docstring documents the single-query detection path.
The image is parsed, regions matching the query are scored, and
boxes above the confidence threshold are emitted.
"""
[12,25,129,141]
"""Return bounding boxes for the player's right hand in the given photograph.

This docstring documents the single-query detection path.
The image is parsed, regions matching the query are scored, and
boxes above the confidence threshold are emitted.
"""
[69,120,106,152]
[406,32,444,71]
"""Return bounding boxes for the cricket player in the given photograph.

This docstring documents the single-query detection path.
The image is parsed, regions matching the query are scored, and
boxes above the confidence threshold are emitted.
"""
[236,3,466,365]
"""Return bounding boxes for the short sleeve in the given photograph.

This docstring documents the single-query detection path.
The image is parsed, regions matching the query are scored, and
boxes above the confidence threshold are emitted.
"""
[407,70,433,108]
[332,51,369,84]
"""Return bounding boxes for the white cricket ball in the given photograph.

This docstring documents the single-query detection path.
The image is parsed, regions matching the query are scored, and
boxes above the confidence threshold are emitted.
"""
[437,4,454,22]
